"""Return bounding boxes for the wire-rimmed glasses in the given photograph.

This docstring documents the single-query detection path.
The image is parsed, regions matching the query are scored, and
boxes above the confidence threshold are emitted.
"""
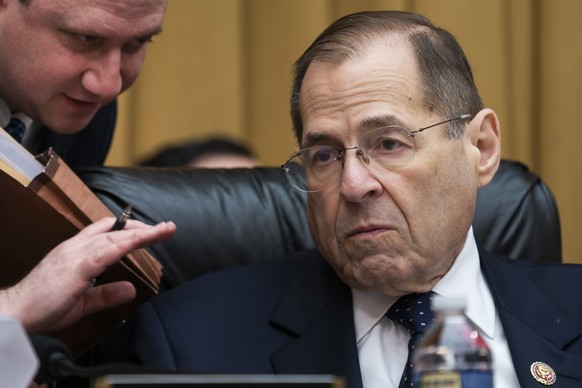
[281,114,471,192]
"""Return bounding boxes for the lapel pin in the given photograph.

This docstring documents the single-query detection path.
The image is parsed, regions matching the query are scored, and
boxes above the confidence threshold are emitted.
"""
[530,361,556,385]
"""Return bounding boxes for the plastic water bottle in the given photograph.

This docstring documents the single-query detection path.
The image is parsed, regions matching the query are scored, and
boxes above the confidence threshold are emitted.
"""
[412,296,493,387]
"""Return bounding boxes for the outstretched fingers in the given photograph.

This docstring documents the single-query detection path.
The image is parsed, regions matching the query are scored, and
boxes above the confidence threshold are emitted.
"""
[74,219,176,283]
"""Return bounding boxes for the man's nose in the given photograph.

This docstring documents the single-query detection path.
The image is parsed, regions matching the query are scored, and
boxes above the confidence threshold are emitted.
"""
[338,149,382,202]
[81,50,123,101]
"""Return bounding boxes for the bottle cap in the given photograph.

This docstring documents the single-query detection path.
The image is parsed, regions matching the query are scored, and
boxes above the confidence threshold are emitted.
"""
[432,295,467,311]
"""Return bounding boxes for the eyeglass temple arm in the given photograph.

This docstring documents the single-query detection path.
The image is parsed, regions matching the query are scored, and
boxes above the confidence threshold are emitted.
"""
[412,114,472,135]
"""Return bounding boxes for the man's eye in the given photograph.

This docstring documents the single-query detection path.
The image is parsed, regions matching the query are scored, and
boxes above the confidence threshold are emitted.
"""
[60,31,101,52]
[314,149,333,162]
[379,138,400,152]
[137,36,154,45]
[363,126,414,155]
[75,34,99,43]
[306,146,338,167]
[125,36,154,51]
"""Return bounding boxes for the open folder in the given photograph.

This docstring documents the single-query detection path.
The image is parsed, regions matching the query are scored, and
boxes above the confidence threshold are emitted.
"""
[0,127,162,357]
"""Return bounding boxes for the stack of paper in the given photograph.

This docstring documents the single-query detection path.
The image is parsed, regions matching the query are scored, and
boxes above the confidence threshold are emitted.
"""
[0,126,43,185]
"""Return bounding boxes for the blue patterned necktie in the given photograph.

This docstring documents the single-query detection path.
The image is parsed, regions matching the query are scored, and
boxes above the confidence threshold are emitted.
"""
[5,116,26,143]
[386,292,436,388]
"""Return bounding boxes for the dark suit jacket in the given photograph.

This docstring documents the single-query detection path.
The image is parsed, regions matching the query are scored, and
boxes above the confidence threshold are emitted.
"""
[27,100,117,170]
[131,248,582,388]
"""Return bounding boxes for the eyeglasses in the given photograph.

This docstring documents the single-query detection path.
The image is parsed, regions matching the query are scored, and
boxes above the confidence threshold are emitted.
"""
[281,114,471,192]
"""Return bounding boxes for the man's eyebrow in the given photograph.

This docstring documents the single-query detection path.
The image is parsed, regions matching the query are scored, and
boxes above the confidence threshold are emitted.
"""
[58,24,164,41]
[144,26,163,38]
[132,26,163,42]
[302,132,336,148]
[360,115,409,131]
[302,115,410,147]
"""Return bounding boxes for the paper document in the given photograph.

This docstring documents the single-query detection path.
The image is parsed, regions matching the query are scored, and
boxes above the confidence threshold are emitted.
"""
[0,126,44,185]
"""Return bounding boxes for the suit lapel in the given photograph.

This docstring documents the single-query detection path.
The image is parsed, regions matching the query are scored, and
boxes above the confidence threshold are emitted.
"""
[265,249,582,387]
[480,250,582,386]
[269,252,363,388]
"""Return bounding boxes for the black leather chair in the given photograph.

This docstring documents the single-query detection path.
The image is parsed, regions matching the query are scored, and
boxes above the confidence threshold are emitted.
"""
[63,159,560,384]
[473,160,562,263]
[78,159,561,293]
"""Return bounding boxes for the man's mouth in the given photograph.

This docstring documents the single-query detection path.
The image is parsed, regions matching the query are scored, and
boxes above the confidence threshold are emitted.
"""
[63,95,101,114]
[346,224,393,238]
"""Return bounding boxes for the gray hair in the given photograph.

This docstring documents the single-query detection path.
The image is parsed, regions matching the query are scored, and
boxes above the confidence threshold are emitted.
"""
[290,11,483,143]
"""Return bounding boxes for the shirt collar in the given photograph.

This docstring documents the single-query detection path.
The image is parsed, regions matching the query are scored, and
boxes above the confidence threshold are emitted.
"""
[432,227,497,339]
[352,227,497,342]
[352,287,398,343]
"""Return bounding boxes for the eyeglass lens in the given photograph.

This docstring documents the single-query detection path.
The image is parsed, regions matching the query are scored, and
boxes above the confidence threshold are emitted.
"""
[284,125,417,192]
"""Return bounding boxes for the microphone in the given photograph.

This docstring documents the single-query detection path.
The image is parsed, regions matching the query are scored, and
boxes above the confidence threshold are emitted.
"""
[29,334,72,384]
[29,334,179,384]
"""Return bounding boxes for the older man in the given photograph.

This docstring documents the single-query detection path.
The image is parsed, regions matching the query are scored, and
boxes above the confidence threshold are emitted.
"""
[131,11,582,388]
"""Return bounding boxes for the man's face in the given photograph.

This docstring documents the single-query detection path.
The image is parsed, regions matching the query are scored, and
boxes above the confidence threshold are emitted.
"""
[300,37,482,296]
[0,0,167,133]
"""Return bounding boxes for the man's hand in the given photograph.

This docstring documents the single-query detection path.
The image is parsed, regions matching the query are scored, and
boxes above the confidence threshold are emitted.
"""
[0,217,176,333]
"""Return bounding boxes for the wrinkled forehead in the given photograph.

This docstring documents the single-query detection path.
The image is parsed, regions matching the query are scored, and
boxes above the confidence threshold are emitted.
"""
[31,0,167,14]
[29,0,167,32]
[89,0,168,18]
[299,37,425,138]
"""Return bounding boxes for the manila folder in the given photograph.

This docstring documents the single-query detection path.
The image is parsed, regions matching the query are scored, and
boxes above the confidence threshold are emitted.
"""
[0,148,162,357]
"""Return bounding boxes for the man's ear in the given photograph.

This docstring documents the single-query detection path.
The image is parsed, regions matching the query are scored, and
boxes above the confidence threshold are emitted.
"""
[468,108,501,187]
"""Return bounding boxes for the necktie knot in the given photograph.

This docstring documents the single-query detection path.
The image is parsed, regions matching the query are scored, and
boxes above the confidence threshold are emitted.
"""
[386,291,436,335]
[5,116,26,143]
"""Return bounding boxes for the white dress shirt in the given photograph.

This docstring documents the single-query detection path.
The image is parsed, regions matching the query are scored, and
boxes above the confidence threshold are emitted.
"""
[352,228,520,388]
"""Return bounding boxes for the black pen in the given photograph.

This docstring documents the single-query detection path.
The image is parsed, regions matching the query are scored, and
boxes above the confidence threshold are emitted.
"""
[91,206,132,287]
[111,205,132,231]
